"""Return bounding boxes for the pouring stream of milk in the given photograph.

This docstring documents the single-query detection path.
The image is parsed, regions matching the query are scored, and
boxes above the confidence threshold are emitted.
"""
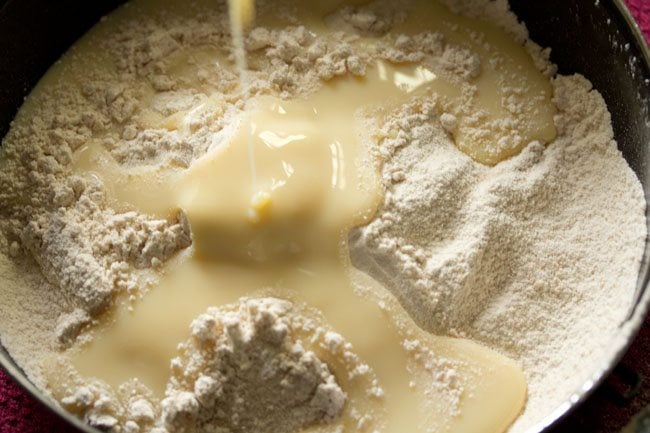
[228,0,271,222]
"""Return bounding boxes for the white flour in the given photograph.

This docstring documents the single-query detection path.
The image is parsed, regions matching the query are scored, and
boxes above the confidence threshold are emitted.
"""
[0,0,645,433]
[350,75,646,431]
[163,298,345,433]
[0,86,193,348]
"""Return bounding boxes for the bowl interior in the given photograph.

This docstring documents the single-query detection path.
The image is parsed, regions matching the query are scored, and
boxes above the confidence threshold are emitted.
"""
[0,0,649,432]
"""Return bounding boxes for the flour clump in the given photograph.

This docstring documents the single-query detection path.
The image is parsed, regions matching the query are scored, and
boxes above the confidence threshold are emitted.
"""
[163,298,345,433]
[350,74,646,431]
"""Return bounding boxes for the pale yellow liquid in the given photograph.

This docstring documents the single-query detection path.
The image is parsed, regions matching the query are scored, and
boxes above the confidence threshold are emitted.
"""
[16,0,563,431]
[70,64,525,432]
[234,0,558,166]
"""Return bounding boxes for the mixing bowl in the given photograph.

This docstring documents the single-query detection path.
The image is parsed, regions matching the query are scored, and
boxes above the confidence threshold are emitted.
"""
[0,0,648,431]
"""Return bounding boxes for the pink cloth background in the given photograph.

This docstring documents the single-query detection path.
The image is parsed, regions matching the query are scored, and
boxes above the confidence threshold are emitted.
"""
[629,0,650,37]
[1,2,649,433]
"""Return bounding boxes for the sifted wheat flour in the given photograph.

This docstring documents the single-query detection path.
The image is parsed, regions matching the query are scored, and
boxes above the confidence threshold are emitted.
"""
[163,298,346,433]
[350,74,646,431]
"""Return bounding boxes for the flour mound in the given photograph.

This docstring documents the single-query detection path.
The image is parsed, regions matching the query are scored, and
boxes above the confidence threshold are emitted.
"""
[162,298,345,433]
[350,73,646,431]
[0,83,193,347]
